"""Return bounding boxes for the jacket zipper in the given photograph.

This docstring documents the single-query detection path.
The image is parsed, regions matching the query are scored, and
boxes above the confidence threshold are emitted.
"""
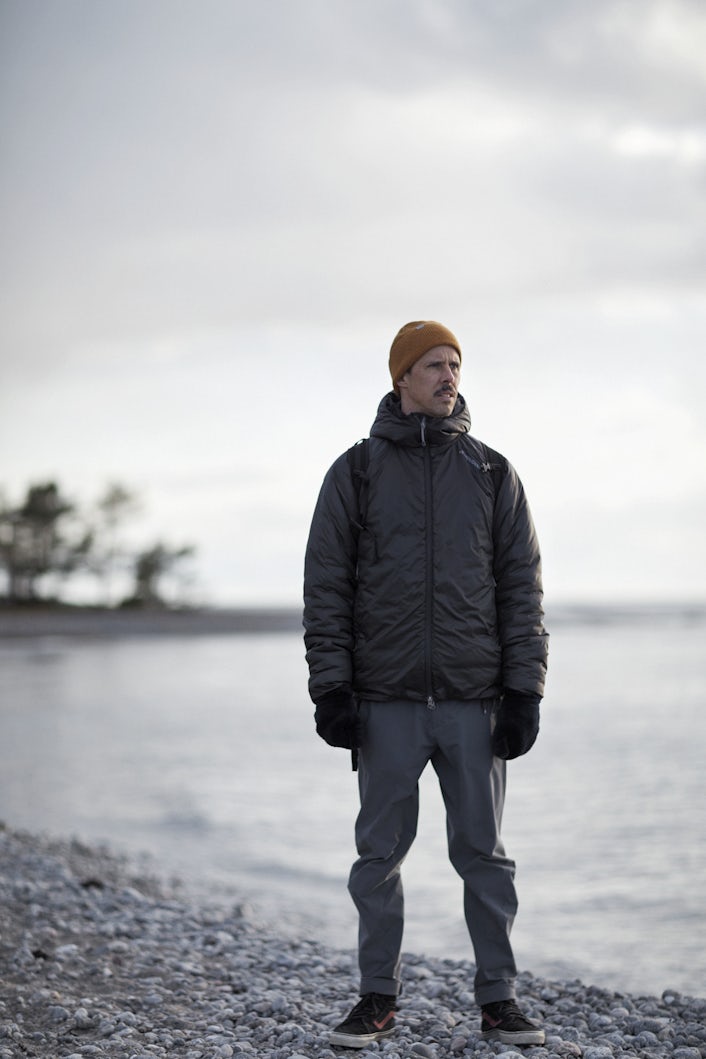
[420,417,436,709]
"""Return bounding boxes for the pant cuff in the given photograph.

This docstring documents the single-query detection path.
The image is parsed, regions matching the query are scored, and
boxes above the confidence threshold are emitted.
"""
[475,984,517,1006]
[360,976,399,997]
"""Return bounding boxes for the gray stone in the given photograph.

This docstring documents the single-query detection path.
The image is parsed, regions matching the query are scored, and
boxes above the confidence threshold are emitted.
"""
[2,825,704,1059]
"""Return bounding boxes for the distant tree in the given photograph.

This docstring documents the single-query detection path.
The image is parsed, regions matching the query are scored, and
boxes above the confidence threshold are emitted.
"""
[0,482,92,602]
[89,482,141,605]
[121,542,195,609]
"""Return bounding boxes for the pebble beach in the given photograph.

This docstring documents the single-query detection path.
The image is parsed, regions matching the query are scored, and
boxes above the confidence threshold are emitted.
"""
[1,825,704,1059]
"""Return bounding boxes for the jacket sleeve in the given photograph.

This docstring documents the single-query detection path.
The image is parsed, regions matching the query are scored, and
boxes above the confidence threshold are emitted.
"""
[303,453,359,703]
[492,461,549,697]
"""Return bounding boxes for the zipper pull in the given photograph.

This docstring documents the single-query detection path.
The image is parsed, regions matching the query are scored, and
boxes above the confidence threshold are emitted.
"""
[420,417,427,446]
[426,695,436,710]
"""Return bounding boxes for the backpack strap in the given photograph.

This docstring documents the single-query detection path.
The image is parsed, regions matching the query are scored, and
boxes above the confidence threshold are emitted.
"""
[459,435,507,498]
[346,438,371,543]
[345,438,371,775]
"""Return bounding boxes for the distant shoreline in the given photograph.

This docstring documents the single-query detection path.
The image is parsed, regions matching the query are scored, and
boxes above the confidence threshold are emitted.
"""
[1,600,705,640]
[0,604,303,639]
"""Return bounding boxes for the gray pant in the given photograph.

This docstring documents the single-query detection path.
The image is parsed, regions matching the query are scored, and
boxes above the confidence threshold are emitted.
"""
[348,699,518,1005]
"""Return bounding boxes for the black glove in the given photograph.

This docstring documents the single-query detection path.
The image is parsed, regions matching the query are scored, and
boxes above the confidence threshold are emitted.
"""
[492,689,541,760]
[313,686,364,749]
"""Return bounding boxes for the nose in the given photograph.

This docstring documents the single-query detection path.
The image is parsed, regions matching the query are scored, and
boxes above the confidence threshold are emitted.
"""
[440,362,455,383]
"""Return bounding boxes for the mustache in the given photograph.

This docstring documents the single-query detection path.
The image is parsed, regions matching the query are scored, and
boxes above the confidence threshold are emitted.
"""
[435,385,457,396]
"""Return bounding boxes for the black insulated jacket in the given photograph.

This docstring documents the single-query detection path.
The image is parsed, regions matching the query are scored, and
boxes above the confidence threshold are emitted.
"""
[303,392,548,705]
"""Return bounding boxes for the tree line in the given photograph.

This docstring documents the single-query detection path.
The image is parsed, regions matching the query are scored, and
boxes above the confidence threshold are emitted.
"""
[0,481,195,608]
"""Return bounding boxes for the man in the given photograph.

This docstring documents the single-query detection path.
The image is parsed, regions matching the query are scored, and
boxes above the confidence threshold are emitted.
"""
[303,321,548,1049]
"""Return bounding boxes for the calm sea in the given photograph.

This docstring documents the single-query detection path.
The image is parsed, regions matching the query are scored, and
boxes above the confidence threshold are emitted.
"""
[1,606,704,1000]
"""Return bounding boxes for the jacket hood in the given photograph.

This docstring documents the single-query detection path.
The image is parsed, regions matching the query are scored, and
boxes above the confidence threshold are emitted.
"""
[370,391,471,447]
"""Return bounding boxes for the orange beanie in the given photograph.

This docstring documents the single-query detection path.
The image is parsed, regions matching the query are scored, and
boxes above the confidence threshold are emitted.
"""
[389,320,461,393]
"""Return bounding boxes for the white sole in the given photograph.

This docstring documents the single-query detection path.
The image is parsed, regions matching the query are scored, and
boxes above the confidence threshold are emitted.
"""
[483,1028,546,1045]
[329,1028,395,1048]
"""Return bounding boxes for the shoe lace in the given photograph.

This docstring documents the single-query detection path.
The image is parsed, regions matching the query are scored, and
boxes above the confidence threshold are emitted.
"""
[484,999,534,1029]
[498,1000,521,1014]
[352,992,396,1018]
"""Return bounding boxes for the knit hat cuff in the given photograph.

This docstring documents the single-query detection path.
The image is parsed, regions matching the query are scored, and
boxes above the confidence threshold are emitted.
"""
[388,321,461,392]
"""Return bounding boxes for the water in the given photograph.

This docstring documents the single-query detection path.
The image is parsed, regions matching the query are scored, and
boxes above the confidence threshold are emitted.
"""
[1,608,704,999]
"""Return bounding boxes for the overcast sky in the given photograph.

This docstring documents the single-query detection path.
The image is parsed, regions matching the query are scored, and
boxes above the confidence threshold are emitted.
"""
[1,0,705,606]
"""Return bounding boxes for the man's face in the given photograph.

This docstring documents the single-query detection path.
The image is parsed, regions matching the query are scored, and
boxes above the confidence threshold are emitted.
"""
[397,344,461,417]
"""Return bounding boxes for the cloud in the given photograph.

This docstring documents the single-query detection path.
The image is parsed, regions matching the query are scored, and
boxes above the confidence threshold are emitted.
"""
[1,0,705,603]
[3,3,704,316]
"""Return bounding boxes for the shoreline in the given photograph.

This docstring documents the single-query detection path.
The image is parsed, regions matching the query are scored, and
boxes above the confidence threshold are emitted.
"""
[0,605,303,640]
[1,826,704,1058]
[1,601,705,642]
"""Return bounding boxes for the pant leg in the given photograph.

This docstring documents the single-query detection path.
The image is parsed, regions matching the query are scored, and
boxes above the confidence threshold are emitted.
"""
[430,699,519,1005]
[348,700,432,996]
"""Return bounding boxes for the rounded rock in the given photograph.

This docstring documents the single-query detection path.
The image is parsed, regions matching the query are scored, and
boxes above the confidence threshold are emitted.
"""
[48,1005,71,1022]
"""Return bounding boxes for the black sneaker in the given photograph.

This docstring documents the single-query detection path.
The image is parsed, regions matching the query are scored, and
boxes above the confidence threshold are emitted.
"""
[481,999,545,1045]
[329,992,397,1048]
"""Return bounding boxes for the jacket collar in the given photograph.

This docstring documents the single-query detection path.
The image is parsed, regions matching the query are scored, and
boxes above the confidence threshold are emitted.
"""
[370,391,471,448]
